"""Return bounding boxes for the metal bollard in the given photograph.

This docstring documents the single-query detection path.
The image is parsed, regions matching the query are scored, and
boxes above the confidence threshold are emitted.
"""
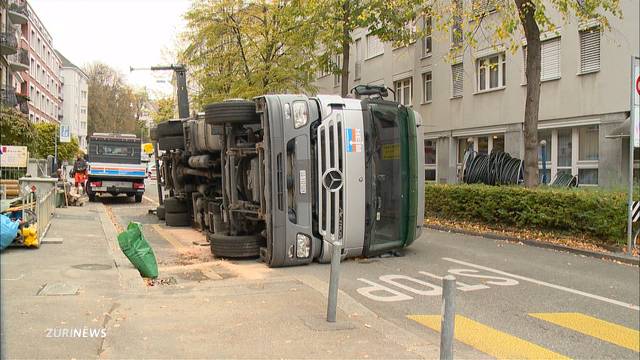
[326,241,343,323]
[440,275,456,360]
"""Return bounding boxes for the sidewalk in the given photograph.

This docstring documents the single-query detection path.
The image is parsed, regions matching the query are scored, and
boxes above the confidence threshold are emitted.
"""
[1,203,438,359]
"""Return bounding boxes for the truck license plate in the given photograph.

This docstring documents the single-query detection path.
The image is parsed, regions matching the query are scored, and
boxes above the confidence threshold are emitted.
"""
[103,181,131,188]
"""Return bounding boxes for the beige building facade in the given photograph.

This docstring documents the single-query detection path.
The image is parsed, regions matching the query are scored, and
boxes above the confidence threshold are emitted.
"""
[315,0,639,188]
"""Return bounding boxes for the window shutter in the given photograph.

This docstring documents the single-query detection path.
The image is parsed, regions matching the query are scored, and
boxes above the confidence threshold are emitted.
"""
[452,63,463,97]
[580,28,600,73]
[541,37,561,80]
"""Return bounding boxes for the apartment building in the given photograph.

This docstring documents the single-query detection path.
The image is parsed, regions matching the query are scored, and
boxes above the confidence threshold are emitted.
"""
[20,0,62,123]
[1,0,29,114]
[56,50,88,150]
[315,0,639,188]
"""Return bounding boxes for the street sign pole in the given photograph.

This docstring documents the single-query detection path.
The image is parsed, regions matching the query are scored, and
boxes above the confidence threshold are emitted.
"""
[628,56,640,256]
[54,127,58,172]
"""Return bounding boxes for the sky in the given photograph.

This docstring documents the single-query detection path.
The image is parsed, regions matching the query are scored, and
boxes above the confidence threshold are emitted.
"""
[30,0,192,99]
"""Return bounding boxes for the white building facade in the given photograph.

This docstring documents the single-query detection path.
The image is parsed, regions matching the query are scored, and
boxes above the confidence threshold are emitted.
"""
[314,0,639,188]
[56,50,87,150]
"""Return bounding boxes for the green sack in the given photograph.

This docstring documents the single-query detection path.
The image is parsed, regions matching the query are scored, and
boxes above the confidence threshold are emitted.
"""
[117,222,158,279]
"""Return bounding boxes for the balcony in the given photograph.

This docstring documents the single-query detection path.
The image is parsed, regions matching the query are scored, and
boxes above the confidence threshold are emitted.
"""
[1,85,18,108]
[16,92,29,114]
[0,32,18,55]
[8,48,30,72]
[8,2,29,24]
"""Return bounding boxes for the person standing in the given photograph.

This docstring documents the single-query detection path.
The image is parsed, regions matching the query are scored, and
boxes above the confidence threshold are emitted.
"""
[72,154,88,191]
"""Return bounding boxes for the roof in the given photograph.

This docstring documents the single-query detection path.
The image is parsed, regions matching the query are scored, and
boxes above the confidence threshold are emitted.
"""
[54,50,88,78]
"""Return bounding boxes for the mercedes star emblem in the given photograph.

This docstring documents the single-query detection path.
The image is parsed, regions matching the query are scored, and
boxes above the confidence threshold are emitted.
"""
[322,168,343,192]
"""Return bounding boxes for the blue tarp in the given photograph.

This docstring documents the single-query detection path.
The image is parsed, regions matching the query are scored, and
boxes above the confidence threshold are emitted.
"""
[0,214,19,250]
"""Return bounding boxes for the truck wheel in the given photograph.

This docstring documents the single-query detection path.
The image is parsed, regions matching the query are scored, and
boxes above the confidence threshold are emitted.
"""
[207,232,264,258]
[158,136,185,151]
[134,193,143,203]
[164,197,188,213]
[157,120,183,137]
[156,205,165,220]
[165,211,190,227]
[204,101,260,125]
[150,127,158,141]
[88,192,97,202]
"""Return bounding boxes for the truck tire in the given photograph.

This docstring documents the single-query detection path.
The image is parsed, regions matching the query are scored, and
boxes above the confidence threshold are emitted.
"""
[164,197,188,213]
[156,205,165,220]
[88,191,97,202]
[157,120,183,137]
[165,211,190,227]
[150,127,158,141]
[134,193,143,203]
[207,232,264,258]
[204,101,259,125]
[158,136,185,151]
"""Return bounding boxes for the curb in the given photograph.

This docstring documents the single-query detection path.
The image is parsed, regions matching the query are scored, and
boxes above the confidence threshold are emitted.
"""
[425,224,639,266]
[97,203,147,290]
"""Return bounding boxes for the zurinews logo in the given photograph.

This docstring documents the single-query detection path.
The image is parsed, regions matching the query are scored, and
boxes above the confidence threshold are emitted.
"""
[46,327,107,338]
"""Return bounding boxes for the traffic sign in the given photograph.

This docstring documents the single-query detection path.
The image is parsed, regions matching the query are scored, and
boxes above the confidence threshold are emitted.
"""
[59,125,70,143]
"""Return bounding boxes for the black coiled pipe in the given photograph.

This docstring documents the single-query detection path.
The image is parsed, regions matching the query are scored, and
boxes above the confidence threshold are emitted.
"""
[462,150,523,185]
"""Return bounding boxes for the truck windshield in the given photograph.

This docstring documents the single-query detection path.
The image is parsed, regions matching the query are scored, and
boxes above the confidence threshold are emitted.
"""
[89,140,141,164]
[364,101,410,253]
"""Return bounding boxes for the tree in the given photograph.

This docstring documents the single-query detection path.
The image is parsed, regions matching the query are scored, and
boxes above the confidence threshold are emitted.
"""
[85,62,139,136]
[180,0,319,108]
[307,0,419,97]
[0,107,34,146]
[152,97,175,123]
[29,123,80,162]
[415,0,621,187]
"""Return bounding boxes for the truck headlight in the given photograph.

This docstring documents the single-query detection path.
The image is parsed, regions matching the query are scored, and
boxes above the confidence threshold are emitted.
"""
[292,101,308,128]
[296,233,311,258]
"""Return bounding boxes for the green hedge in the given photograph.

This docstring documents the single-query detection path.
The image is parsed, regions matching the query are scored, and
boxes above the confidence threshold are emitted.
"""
[424,184,627,243]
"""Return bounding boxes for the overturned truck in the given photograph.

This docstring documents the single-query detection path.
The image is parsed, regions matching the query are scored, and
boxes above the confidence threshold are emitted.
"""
[152,91,425,267]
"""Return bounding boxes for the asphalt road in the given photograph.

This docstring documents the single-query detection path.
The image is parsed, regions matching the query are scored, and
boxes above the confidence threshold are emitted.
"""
[110,179,640,359]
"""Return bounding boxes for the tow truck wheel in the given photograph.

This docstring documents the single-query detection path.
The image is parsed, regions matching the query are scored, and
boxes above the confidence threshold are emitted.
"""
[156,205,166,220]
[158,136,185,151]
[156,120,184,137]
[150,127,158,141]
[164,197,188,213]
[207,232,264,258]
[204,101,260,125]
[165,211,190,227]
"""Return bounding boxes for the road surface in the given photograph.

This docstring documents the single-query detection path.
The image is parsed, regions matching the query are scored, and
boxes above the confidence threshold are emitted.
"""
[102,178,640,359]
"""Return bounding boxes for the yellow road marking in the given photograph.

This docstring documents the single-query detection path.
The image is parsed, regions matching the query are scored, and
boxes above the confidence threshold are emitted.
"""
[530,312,640,352]
[151,224,187,251]
[408,315,568,359]
[143,195,159,205]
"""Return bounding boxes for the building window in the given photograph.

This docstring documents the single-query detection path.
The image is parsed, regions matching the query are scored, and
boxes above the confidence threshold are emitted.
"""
[424,139,437,181]
[422,72,433,103]
[579,27,600,73]
[333,54,342,87]
[477,53,505,91]
[578,125,599,160]
[366,34,384,59]
[394,77,413,106]
[354,38,363,80]
[458,138,471,163]
[422,17,432,57]
[541,37,561,80]
[492,134,504,152]
[477,136,489,155]
[451,63,464,98]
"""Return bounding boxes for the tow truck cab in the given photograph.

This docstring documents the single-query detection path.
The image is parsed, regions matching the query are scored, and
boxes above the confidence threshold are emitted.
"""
[86,134,146,202]
[258,94,425,267]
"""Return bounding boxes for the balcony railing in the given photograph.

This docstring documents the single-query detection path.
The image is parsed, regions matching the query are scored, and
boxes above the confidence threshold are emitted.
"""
[8,2,29,24]
[1,85,18,108]
[8,48,30,72]
[0,32,18,55]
